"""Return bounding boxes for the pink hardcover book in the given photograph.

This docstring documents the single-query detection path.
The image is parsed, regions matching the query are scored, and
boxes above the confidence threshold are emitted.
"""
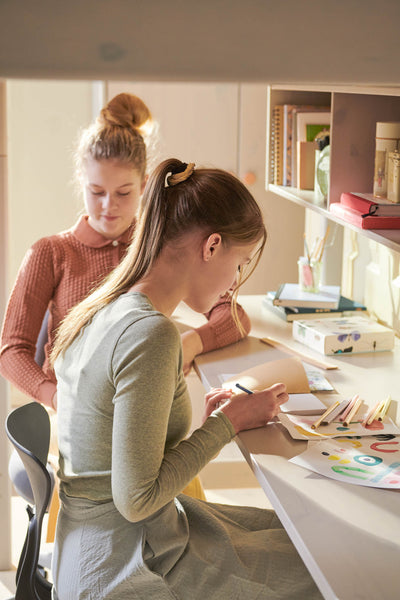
[340,192,400,216]
[330,202,400,229]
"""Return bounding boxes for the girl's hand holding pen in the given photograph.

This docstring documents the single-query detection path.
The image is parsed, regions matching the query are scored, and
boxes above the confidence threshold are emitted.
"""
[204,383,288,433]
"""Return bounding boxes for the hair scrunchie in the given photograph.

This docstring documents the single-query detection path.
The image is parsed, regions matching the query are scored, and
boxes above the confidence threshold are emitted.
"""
[167,162,195,186]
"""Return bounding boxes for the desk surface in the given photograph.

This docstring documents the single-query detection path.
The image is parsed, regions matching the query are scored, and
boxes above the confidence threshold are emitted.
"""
[191,295,400,600]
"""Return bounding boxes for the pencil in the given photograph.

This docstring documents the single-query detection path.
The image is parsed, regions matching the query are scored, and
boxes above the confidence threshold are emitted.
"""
[260,337,338,370]
[316,224,331,262]
[339,394,359,421]
[311,400,341,429]
[323,398,351,424]
[362,400,382,426]
[366,399,386,426]
[303,233,311,263]
[310,237,320,261]
[343,396,363,426]
[378,395,392,420]
[235,383,253,395]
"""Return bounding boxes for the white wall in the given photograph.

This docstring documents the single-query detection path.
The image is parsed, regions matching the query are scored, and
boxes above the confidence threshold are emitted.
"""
[2,80,93,411]
[107,81,304,293]
[6,80,93,285]
[0,81,12,570]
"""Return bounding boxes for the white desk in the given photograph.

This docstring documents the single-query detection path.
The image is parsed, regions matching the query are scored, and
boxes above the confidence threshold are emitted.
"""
[193,296,400,600]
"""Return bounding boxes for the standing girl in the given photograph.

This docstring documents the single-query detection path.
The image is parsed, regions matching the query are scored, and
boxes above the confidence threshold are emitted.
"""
[1,93,249,504]
[0,93,250,411]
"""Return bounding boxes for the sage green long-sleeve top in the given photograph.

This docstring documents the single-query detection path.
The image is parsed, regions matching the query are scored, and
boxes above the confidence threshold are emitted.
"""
[56,292,236,521]
[54,292,322,600]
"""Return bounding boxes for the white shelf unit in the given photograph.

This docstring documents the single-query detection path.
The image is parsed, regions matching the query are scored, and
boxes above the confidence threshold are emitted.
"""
[267,85,400,253]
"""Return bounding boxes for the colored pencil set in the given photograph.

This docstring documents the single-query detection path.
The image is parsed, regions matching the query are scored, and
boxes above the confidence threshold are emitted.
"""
[311,394,392,430]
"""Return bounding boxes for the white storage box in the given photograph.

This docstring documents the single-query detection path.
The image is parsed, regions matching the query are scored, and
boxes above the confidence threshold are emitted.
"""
[292,316,395,355]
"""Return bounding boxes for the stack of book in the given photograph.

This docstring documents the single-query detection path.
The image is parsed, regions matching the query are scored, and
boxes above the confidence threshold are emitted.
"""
[329,192,400,229]
[270,103,330,188]
[263,285,367,322]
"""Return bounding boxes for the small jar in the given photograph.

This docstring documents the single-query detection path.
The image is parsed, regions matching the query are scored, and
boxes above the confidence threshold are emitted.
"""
[373,122,400,198]
[298,256,322,293]
[314,133,330,203]
[387,150,400,203]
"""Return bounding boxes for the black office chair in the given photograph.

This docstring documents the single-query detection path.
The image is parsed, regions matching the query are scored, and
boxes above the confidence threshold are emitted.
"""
[5,402,53,600]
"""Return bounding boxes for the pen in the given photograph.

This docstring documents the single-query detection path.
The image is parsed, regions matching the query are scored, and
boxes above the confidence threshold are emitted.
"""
[235,383,253,394]
[343,396,363,427]
[311,400,341,429]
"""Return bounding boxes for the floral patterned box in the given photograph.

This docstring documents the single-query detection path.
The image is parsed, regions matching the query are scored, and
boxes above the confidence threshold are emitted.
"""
[292,316,395,355]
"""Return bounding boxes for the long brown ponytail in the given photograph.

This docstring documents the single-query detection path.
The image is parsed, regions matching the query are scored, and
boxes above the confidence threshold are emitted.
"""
[51,159,266,364]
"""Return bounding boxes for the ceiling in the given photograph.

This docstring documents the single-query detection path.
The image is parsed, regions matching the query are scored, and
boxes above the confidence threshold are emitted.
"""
[0,0,400,85]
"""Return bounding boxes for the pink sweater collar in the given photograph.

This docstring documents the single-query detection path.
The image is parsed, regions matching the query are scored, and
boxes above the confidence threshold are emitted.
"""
[71,215,135,248]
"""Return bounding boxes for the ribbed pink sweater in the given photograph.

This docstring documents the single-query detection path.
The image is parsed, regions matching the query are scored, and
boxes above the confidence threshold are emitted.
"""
[0,216,250,407]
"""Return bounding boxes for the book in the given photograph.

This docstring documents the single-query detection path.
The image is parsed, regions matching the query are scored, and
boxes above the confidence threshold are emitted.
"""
[272,105,284,185]
[292,105,330,187]
[292,316,395,355]
[277,104,330,187]
[222,356,310,394]
[330,201,400,229]
[269,105,276,184]
[296,111,331,144]
[282,104,294,186]
[222,358,328,415]
[297,141,316,190]
[340,192,400,216]
[273,283,341,309]
[262,292,367,322]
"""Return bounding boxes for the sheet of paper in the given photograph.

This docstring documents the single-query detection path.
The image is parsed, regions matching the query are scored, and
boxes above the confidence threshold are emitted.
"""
[222,356,310,394]
[279,412,400,440]
[279,393,326,415]
[290,435,400,488]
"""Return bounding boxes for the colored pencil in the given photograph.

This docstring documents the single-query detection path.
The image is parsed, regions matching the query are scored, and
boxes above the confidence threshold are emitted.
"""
[311,400,341,429]
[323,398,351,424]
[343,396,363,426]
[362,400,382,426]
[378,395,392,420]
[339,394,359,421]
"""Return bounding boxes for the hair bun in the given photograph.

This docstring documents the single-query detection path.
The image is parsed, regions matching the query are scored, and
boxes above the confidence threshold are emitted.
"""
[99,93,152,133]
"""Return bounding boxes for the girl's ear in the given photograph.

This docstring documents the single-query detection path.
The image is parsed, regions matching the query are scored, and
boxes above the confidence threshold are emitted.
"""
[141,175,148,194]
[202,233,222,262]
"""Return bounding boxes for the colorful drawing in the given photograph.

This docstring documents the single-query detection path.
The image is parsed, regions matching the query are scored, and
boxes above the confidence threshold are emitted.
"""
[279,412,400,441]
[290,434,400,488]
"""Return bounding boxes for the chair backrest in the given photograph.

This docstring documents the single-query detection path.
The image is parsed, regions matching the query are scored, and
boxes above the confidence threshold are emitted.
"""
[6,402,53,600]
[34,309,49,368]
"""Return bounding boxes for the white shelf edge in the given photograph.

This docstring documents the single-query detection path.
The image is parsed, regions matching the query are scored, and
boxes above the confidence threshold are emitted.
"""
[270,84,400,97]
[268,185,400,253]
